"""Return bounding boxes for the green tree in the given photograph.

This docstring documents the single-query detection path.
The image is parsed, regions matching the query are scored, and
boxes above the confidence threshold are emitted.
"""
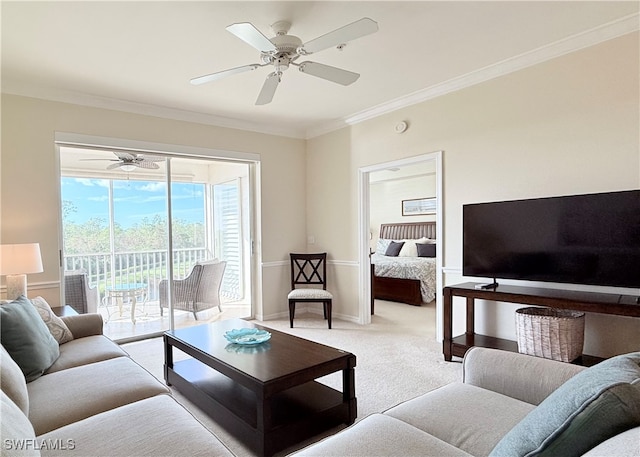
[64,216,205,254]
[63,217,111,254]
[61,200,77,220]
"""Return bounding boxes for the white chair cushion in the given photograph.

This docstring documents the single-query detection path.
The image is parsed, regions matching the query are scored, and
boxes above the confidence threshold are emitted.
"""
[288,289,333,300]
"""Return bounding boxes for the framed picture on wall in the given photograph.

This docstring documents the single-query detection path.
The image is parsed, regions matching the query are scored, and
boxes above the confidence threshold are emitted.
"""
[402,197,436,216]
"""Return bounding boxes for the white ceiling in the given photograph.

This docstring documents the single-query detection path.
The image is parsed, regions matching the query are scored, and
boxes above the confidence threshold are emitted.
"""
[2,1,638,139]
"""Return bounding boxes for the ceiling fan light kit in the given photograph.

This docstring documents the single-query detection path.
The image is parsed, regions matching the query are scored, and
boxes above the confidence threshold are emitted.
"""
[191,17,379,105]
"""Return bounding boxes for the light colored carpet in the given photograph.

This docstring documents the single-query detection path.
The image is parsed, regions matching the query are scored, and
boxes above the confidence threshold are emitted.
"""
[122,300,462,456]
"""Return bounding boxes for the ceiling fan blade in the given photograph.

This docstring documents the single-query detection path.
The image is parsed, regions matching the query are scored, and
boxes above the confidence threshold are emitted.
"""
[255,72,280,105]
[113,151,136,161]
[137,155,165,163]
[106,163,123,170]
[191,64,260,85]
[298,62,360,86]
[226,22,277,53]
[135,161,160,170]
[301,17,378,54]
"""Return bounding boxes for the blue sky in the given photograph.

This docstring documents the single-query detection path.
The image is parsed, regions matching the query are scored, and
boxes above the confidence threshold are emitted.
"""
[61,178,205,227]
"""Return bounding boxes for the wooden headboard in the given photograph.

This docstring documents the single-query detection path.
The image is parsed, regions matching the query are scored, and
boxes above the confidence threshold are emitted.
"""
[379,221,436,240]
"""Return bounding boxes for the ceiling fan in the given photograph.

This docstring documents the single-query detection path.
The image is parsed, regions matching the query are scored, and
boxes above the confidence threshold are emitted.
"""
[191,17,378,105]
[81,152,164,171]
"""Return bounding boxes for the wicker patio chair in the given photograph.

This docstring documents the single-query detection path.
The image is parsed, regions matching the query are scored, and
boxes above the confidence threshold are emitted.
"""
[64,270,98,314]
[159,260,226,320]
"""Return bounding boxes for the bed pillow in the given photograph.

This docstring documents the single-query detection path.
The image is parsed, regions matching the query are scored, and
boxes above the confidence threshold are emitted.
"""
[490,352,640,457]
[0,296,60,382]
[417,243,436,257]
[376,239,392,255]
[385,241,404,257]
[399,237,434,257]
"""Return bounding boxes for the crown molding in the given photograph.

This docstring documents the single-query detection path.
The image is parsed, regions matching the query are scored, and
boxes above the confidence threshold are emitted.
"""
[1,81,307,140]
[338,13,639,130]
[304,118,351,139]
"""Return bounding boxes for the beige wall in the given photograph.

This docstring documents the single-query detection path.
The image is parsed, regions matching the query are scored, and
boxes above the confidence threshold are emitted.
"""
[306,33,640,356]
[370,173,437,243]
[0,94,306,318]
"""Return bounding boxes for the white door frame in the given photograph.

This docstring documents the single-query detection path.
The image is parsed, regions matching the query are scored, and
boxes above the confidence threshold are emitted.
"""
[358,151,444,341]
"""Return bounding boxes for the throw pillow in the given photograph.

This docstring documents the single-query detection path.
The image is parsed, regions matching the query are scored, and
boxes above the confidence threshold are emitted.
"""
[30,296,74,344]
[490,352,640,457]
[0,296,60,382]
[385,241,404,257]
[417,243,436,257]
[399,237,433,257]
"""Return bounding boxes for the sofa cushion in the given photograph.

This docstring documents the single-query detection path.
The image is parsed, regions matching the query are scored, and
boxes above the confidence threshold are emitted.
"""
[59,313,103,338]
[0,391,40,457]
[463,347,586,405]
[0,296,60,382]
[290,413,472,457]
[490,352,640,457]
[27,357,169,435]
[30,297,73,344]
[0,345,29,415]
[385,382,534,457]
[582,427,640,457]
[45,335,128,374]
[38,395,233,457]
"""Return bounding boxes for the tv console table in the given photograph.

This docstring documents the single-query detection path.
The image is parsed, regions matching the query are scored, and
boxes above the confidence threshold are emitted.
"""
[443,282,640,366]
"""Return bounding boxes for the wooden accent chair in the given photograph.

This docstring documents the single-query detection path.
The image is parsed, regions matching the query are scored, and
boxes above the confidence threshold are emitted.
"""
[288,253,333,329]
[159,260,226,320]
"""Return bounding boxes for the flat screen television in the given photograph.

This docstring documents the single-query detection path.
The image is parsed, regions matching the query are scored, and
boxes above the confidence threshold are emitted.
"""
[463,190,640,289]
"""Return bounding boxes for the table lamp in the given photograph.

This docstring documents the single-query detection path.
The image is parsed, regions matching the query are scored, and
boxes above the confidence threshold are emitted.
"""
[0,243,44,300]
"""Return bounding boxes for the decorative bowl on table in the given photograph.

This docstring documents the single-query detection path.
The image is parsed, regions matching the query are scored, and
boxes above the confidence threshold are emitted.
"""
[224,328,271,345]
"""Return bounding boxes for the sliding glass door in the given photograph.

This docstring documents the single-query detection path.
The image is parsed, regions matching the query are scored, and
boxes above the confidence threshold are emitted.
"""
[59,147,252,341]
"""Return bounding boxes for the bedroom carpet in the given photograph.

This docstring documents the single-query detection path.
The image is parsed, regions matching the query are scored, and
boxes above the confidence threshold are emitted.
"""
[122,300,461,456]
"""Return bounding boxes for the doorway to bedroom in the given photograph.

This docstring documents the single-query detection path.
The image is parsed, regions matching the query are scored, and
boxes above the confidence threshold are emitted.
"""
[358,151,443,341]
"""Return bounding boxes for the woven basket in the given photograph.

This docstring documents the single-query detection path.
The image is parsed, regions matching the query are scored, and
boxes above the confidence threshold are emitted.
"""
[515,307,585,362]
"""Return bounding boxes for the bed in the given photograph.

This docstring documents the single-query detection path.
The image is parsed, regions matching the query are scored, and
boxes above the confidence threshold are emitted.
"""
[370,222,437,309]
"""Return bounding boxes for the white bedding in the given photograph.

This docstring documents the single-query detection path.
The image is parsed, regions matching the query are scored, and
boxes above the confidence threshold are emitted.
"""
[371,253,437,303]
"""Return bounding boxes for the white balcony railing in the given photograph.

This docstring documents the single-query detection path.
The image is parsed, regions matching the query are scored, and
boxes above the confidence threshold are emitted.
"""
[63,248,238,305]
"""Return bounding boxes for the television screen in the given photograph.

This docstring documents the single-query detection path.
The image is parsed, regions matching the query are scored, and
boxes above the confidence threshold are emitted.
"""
[463,190,640,288]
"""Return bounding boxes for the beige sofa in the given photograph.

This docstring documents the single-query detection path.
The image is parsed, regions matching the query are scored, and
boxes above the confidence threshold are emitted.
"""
[291,347,640,457]
[1,311,233,457]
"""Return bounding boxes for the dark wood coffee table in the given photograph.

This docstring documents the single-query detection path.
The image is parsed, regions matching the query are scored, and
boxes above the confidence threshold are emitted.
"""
[163,319,356,457]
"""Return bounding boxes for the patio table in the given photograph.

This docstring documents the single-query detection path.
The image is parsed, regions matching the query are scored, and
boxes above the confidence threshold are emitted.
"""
[102,283,147,323]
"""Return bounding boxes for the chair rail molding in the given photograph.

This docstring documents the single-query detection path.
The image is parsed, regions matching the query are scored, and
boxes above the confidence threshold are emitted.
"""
[262,260,357,268]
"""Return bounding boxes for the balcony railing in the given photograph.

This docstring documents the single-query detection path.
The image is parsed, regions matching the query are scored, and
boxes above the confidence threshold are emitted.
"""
[63,248,239,306]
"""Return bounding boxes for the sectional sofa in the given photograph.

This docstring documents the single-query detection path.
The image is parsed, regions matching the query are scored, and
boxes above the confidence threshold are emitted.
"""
[291,347,640,457]
[0,296,233,457]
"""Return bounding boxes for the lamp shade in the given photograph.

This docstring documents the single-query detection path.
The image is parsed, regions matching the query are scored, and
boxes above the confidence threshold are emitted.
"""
[0,243,44,275]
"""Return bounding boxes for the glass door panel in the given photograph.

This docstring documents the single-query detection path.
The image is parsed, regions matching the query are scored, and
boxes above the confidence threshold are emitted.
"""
[60,147,253,341]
